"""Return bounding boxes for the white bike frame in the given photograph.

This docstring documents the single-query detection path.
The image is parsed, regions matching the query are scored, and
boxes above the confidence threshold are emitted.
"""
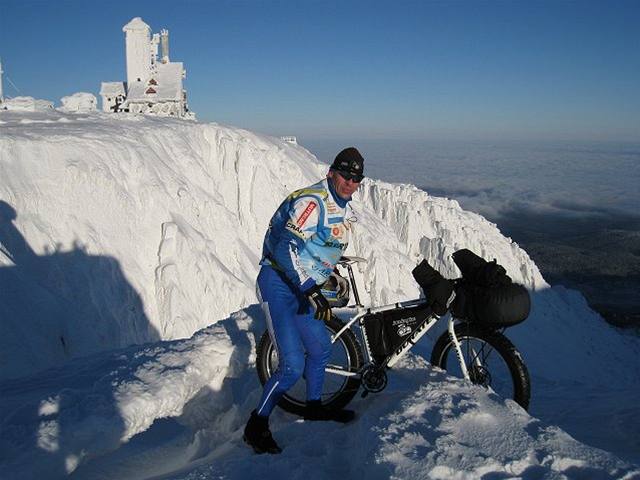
[328,257,473,380]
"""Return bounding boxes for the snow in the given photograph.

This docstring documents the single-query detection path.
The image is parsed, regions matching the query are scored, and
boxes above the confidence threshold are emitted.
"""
[1,96,54,111]
[1,109,639,479]
[123,17,151,32]
[58,92,97,113]
[1,320,233,479]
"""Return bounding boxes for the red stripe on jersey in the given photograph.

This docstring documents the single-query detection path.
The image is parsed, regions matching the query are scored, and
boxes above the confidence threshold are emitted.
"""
[296,202,317,226]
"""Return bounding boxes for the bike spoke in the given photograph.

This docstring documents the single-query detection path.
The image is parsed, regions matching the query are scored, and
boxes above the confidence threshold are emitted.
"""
[459,336,501,389]
[464,337,495,367]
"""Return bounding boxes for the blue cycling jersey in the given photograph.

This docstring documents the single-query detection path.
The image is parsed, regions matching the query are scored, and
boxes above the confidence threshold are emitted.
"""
[261,178,354,292]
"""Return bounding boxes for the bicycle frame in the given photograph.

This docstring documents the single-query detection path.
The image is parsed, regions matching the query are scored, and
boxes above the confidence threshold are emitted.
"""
[330,257,472,380]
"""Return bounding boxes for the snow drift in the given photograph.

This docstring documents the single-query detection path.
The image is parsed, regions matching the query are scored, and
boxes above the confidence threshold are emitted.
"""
[1,109,639,478]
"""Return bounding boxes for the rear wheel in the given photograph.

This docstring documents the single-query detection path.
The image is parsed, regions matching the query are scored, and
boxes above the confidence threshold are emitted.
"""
[256,316,364,416]
[431,322,530,410]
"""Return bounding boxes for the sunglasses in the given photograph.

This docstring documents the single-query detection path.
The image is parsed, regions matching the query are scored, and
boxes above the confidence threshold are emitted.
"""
[335,170,364,183]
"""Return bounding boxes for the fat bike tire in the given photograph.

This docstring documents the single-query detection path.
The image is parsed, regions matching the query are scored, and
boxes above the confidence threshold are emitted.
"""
[430,322,531,410]
[256,316,364,417]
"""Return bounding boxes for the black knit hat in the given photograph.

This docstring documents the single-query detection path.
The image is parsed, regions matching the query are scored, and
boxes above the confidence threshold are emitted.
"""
[330,147,365,175]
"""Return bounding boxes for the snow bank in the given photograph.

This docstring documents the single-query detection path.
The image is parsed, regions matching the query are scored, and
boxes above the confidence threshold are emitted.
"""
[0,317,235,478]
[58,92,97,113]
[161,347,640,480]
[2,308,637,480]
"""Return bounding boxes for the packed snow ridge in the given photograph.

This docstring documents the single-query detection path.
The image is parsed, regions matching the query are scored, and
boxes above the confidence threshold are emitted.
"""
[1,110,639,479]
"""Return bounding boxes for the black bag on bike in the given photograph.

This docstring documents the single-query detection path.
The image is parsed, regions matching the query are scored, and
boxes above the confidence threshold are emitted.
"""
[451,249,511,287]
[411,259,454,316]
[363,304,432,363]
[450,249,531,327]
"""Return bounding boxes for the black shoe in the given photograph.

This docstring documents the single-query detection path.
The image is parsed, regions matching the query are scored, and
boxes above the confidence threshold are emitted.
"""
[243,410,282,454]
[304,400,356,423]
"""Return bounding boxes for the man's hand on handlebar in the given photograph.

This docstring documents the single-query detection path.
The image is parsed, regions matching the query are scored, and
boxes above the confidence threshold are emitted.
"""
[330,272,349,299]
[305,284,332,322]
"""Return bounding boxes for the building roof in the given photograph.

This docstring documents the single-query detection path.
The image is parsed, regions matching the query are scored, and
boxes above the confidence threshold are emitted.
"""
[123,17,150,32]
[126,62,184,102]
[100,82,126,96]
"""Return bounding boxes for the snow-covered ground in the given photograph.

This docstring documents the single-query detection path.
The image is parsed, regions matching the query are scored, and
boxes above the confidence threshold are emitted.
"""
[1,109,639,479]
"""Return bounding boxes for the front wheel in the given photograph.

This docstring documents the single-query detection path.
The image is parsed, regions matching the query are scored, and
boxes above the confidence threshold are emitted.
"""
[431,322,531,410]
[256,316,364,416]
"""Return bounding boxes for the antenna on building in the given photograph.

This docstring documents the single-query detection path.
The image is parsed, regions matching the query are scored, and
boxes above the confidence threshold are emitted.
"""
[0,59,21,101]
[160,29,170,64]
[0,58,4,102]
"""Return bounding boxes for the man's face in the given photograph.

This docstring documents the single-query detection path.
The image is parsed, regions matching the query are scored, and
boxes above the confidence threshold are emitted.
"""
[328,170,362,200]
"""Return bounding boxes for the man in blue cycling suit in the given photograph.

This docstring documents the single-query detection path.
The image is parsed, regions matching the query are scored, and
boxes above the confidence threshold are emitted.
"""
[243,147,365,454]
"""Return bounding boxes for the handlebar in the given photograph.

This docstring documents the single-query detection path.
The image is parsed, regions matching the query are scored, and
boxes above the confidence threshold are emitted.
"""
[338,255,367,266]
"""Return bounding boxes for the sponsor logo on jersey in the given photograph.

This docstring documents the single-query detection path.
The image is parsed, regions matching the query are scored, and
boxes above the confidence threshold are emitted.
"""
[332,226,341,237]
[312,263,332,275]
[297,202,317,226]
[292,250,310,281]
[286,221,306,238]
[324,239,347,249]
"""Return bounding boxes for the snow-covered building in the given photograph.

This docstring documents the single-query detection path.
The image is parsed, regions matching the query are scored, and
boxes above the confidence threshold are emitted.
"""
[1,96,53,111]
[59,92,98,113]
[99,82,126,112]
[100,17,194,119]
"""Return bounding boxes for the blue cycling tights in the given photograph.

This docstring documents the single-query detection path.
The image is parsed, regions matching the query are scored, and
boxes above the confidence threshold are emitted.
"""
[255,265,331,417]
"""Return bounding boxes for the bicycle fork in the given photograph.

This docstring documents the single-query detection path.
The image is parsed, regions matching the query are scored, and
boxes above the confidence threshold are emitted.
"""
[448,318,473,381]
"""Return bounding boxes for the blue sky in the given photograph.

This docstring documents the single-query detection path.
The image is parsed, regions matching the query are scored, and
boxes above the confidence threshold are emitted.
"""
[1,0,639,141]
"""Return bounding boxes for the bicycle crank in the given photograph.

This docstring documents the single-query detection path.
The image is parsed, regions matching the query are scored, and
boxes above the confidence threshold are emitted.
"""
[361,365,388,398]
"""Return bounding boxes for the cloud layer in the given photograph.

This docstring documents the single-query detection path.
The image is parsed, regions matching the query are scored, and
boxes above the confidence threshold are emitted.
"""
[306,138,640,233]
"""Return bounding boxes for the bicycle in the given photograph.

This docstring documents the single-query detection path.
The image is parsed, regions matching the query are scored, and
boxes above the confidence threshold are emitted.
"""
[255,255,531,417]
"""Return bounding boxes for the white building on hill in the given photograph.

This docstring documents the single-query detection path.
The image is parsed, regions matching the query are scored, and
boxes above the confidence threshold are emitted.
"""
[99,82,126,112]
[100,17,194,119]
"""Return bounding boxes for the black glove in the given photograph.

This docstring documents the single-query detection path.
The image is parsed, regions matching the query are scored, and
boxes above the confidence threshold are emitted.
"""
[305,284,332,322]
